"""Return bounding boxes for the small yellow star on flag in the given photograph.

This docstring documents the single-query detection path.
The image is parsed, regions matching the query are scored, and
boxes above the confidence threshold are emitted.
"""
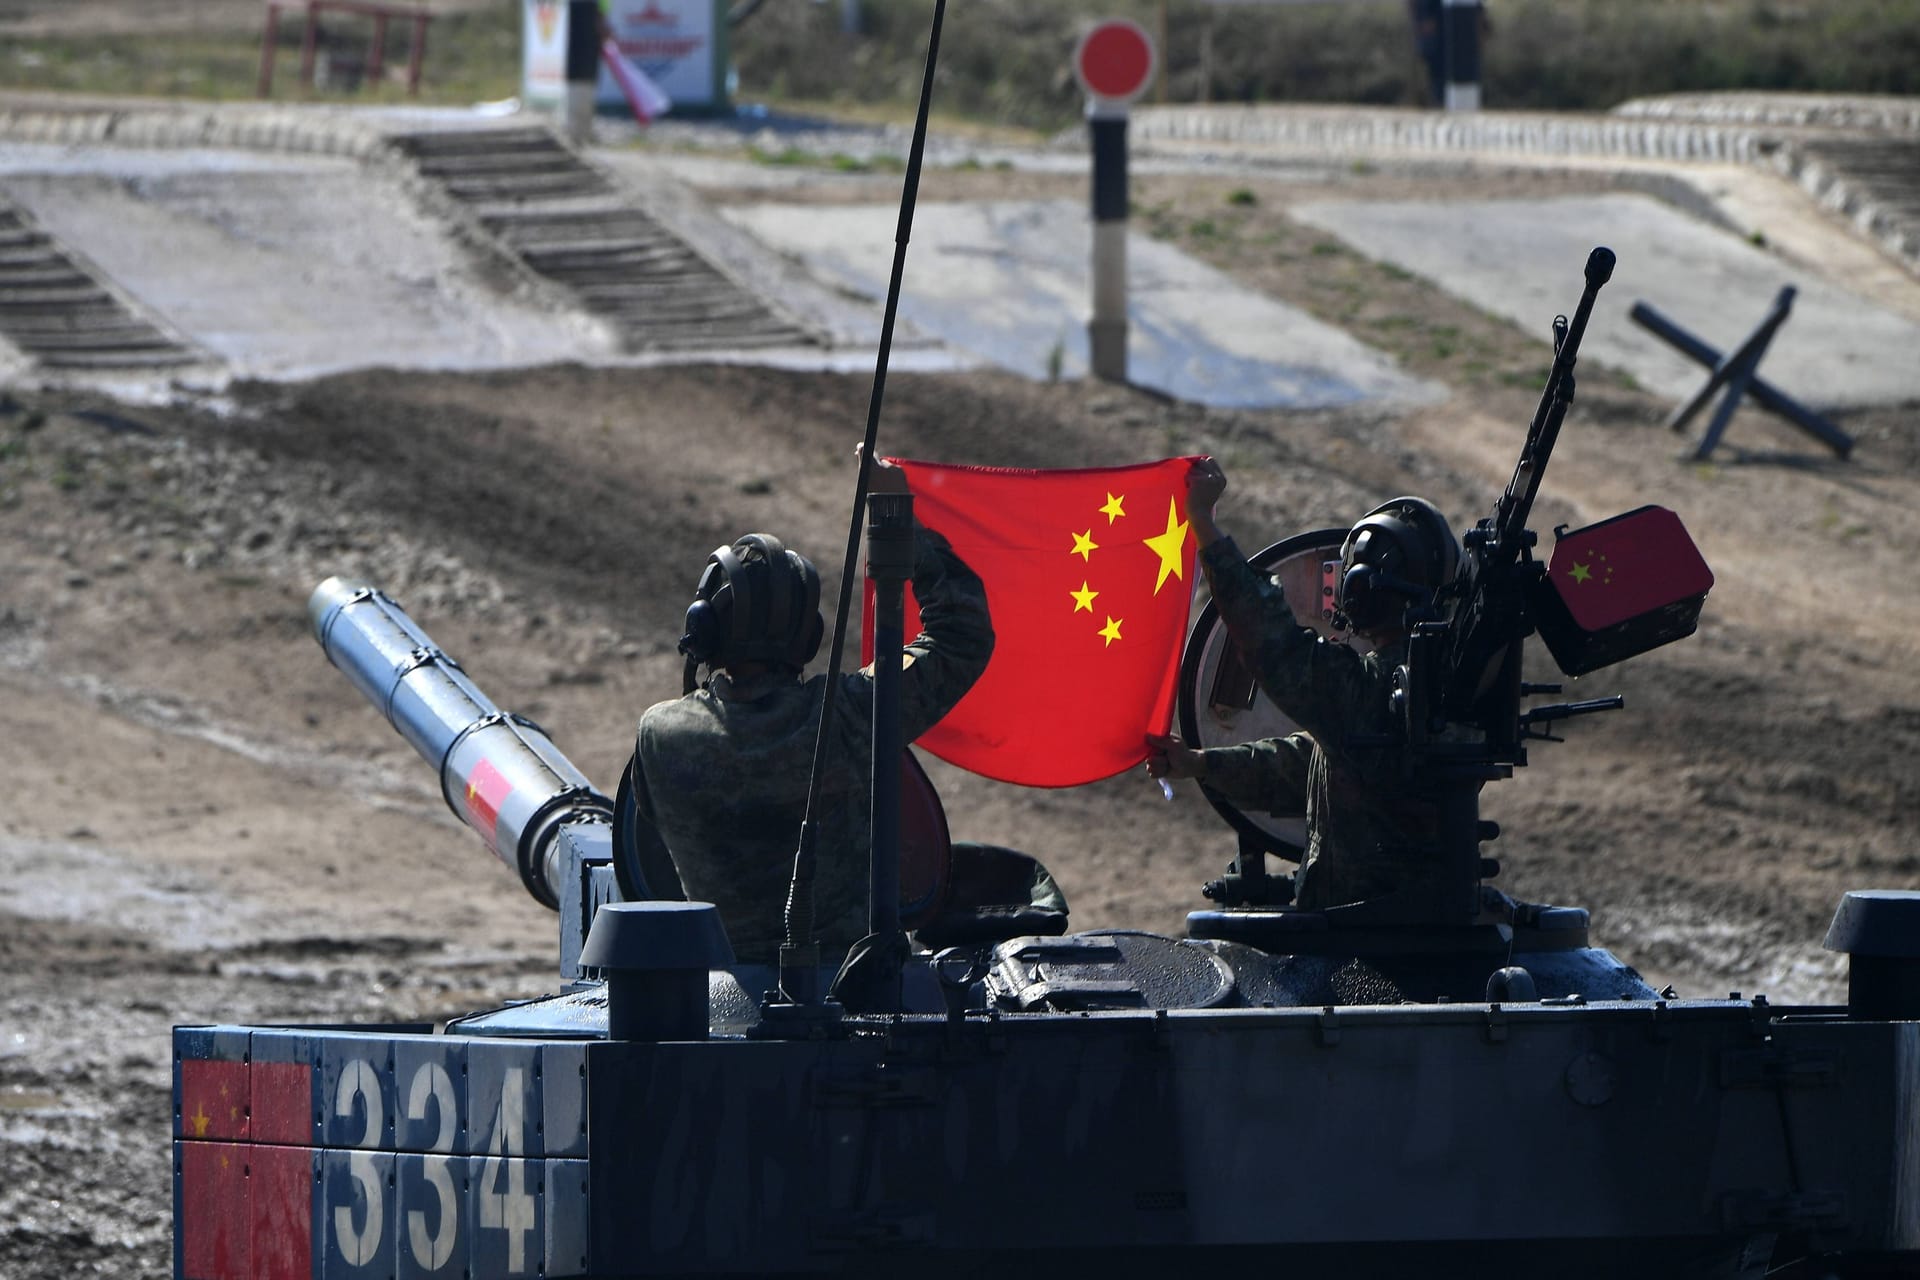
[1071,530,1099,561]
[1100,493,1126,523]
[1142,498,1190,594]
[1070,582,1098,613]
[1099,616,1123,646]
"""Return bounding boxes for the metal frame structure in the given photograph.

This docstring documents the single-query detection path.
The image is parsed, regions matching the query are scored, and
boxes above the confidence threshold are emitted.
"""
[258,0,434,99]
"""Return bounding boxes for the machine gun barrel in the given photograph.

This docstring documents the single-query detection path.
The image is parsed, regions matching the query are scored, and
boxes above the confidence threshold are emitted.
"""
[1487,246,1615,568]
[1442,247,1614,725]
[308,576,612,910]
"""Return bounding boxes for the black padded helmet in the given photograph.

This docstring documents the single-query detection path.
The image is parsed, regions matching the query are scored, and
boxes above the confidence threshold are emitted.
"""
[678,533,825,673]
[1337,496,1461,631]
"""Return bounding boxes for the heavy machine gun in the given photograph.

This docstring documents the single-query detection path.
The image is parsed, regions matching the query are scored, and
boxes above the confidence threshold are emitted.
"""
[1184,249,1713,929]
[1365,249,1711,927]
[1395,245,1633,923]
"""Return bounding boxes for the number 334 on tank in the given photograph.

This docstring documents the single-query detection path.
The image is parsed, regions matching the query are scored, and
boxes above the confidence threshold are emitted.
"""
[172,1029,590,1279]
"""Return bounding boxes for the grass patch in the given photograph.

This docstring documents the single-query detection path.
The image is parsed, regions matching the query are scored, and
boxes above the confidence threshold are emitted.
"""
[749,145,813,167]
[4,0,1917,130]
[2,0,519,104]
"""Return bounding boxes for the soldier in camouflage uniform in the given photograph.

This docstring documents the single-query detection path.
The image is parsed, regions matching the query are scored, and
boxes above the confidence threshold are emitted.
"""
[1147,458,1460,910]
[635,461,996,964]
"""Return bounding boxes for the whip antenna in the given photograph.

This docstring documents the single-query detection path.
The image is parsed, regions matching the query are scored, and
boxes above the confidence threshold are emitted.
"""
[774,0,949,1010]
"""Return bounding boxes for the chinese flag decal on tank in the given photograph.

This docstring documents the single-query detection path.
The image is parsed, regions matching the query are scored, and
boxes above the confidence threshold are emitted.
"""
[465,757,514,841]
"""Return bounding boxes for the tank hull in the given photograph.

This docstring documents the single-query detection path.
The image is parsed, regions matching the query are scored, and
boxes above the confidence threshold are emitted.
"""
[173,997,1918,1278]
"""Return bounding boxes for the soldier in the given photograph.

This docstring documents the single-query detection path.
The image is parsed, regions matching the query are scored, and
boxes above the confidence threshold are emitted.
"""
[633,459,996,964]
[1146,458,1462,909]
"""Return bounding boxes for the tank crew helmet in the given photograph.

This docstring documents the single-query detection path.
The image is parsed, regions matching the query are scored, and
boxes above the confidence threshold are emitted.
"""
[679,533,825,673]
[1337,495,1461,632]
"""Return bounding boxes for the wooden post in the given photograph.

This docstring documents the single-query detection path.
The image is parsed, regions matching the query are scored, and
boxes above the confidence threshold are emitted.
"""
[257,2,282,97]
[406,10,429,95]
[1156,0,1168,103]
[299,2,320,91]
[368,12,388,85]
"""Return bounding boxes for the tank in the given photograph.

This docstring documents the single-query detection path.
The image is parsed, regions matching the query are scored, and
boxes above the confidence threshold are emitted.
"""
[171,253,1920,1280]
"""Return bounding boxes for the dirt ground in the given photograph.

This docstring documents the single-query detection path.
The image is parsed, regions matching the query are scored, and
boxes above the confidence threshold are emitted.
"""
[3,124,1920,1278]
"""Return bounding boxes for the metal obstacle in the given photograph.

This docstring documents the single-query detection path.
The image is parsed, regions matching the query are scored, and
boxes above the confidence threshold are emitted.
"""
[1629,285,1854,461]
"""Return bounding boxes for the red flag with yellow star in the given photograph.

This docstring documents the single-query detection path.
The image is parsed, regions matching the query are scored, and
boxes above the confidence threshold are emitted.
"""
[869,456,1203,787]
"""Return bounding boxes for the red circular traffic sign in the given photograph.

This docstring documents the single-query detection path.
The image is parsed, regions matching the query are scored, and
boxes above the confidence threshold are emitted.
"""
[1073,19,1156,106]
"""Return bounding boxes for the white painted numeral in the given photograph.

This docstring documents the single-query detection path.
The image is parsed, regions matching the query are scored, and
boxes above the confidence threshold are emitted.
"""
[333,1059,384,1267]
[406,1061,459,1271]
[477,1065,536,1274]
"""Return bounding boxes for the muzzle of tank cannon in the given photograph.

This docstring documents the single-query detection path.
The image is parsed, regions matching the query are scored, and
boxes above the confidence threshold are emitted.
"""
[308,576,612,909]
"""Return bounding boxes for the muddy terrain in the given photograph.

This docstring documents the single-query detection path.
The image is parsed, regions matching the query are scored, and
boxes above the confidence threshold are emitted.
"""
[2,114,1919,1280]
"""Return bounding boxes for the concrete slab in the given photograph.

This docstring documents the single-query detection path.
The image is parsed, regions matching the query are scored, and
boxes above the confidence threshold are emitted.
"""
[0,144,615,382]
[1293,192,1920,409]
[722,198,1444,410]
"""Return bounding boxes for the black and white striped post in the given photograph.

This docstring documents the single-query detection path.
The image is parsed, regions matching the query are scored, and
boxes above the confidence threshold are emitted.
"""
[1442,0,1483,112]
[1073,20,1156,385]
[564,0,602,143]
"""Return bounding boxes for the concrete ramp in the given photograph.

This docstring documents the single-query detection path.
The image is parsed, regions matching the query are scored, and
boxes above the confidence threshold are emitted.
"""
[393,127,817,353]
[0,147,611,382]
[1294,192,1920,409]
[0,198,198,371]
[724,199,1443,411]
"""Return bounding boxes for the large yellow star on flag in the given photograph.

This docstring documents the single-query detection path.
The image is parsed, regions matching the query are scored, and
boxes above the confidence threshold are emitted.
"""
[190,1103,211,1137]
[1569,561,1592,584]
[1142,498,1189,594]
[1071,530,1099,561]
[1070,582,1098,613]
[1099,616,1123,646]
[1100,493,1126,523]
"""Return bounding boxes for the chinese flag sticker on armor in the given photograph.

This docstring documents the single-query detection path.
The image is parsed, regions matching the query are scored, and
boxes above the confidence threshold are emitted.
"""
[1535,504,1713,675]
[463,756,514,841]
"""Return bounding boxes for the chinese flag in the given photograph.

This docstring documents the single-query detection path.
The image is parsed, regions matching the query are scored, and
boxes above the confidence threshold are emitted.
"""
[868,457,1203,787]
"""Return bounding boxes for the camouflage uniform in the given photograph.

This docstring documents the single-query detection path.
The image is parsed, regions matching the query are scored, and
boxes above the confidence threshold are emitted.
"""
[636,526,993,963]
[1198,537,1442,910]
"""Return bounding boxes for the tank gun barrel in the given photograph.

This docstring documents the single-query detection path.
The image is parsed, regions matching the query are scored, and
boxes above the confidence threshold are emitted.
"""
[307,576,612,909]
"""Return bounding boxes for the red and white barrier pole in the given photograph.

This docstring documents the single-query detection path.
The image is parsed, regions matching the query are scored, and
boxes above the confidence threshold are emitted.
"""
[1074,20,1156,385]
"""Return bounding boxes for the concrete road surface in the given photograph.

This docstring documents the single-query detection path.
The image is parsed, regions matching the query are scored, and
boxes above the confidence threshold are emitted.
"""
[1293,192,1920,410]
[0,143,616,382]
[724,199,1445,411]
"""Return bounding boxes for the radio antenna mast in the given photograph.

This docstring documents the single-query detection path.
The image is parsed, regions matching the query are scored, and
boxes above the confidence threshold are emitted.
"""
[772,0,950,1012]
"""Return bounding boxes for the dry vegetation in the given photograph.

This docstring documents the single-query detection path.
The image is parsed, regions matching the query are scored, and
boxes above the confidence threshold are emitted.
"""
[4,0,1917,122]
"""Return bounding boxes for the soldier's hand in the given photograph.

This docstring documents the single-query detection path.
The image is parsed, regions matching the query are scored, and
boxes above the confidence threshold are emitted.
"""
[1145,732,1206,781]
[858,444,912,496]
[1187,457,1226,512]
[1186,457,1227,547]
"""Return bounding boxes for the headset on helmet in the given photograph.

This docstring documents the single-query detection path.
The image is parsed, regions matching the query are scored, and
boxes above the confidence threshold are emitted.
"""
[678,533,825,676]
[1337,496,1461,632]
